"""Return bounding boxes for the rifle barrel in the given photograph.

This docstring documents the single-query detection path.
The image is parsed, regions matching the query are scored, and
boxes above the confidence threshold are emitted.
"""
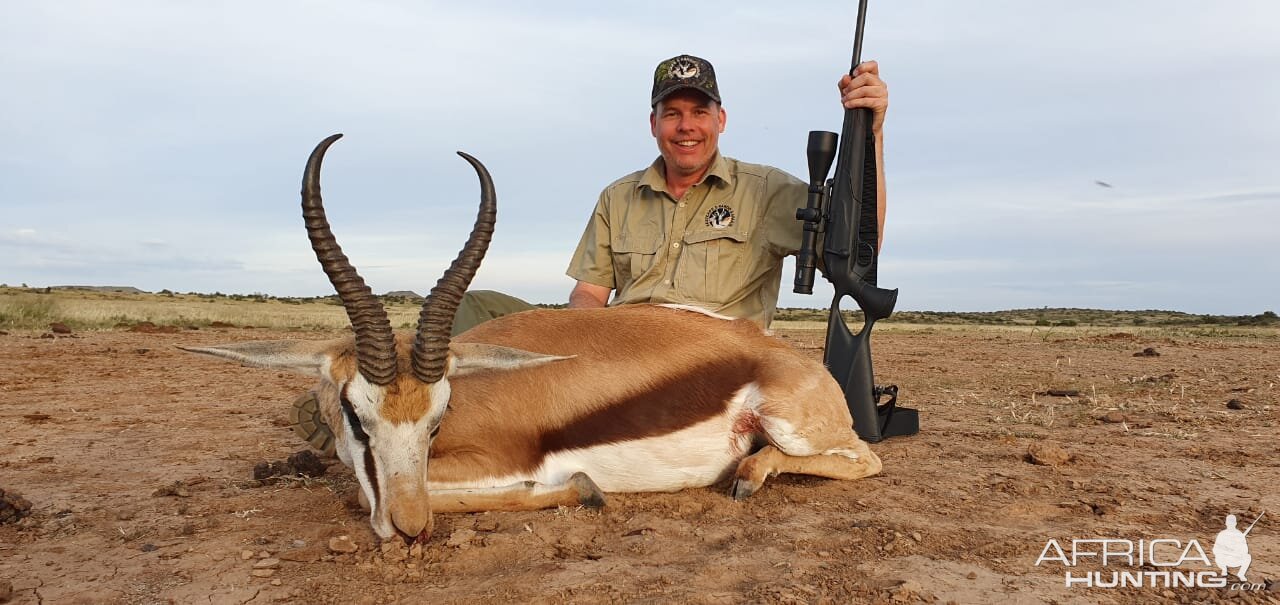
[850,0,869,74]
[1243,511,1265,536]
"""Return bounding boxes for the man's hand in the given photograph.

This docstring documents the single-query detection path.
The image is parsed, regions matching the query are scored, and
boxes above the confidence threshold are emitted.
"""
[568,281,611,309]
[838,61,888,135]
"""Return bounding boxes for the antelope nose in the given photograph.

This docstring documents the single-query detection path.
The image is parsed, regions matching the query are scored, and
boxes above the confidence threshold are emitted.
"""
[389,498,432,541]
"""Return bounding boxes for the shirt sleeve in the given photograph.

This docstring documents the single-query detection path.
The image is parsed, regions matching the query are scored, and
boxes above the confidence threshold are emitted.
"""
[762,168,810,257]
[565,192,616,288]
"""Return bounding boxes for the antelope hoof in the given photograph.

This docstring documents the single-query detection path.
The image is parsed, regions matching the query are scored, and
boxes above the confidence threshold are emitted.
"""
[569,472,606,509]
[731,478,760,501]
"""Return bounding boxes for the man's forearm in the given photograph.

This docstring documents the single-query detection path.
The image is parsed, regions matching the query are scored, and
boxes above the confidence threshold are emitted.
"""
[568,282,611,309]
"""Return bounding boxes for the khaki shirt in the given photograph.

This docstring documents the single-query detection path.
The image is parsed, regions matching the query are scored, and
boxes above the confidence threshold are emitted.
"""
[567,154,807,328]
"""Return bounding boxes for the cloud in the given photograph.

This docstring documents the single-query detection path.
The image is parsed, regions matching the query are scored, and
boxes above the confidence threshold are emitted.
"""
[1,1,1277,314]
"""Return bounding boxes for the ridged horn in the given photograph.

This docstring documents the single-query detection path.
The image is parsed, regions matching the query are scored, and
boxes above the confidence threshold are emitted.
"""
[411,152,497,383]
[301,134,398,385]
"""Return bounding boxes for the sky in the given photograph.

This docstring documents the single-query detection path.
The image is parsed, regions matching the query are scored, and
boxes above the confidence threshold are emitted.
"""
[2,1,1277,314]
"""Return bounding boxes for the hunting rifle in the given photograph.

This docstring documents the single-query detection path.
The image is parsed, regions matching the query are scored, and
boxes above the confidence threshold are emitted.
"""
[794,0,918,442]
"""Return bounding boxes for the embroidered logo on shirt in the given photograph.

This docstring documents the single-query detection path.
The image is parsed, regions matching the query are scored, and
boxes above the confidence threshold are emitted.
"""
[705,205,735,229]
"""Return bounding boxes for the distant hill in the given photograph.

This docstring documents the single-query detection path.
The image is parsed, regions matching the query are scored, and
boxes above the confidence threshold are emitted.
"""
[54,285,149,294]
[383,290,424,300]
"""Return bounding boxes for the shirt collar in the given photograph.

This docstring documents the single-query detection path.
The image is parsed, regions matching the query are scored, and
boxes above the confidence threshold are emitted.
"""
[639,153,733,195]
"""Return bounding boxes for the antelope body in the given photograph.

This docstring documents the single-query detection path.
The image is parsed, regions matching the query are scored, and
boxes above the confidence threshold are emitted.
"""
[184,135,882,542]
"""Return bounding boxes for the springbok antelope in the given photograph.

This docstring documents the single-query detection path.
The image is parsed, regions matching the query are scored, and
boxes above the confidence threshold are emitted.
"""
[183,134,882,543]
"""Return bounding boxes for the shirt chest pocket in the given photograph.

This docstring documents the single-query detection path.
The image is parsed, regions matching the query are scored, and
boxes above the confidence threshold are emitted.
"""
[611,233,661,288]
[676,229,750,304]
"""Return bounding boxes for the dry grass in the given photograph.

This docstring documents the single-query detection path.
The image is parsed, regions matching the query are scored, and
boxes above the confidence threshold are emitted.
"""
[4,286,1279,340]
[0,287,422,331]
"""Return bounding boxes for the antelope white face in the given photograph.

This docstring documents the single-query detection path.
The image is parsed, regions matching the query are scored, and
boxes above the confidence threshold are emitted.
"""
[333,371,451,542]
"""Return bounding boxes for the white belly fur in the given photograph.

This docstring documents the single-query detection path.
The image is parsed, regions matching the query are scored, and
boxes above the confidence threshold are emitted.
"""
[428,383,762,493]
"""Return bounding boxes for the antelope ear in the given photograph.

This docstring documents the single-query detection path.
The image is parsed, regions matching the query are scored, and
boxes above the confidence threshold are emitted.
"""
[448,342,574,377]
[178,340,341,376]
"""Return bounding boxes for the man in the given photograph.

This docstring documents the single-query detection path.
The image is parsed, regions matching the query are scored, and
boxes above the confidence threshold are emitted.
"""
[565,54,888,327]
[291,54,891,453]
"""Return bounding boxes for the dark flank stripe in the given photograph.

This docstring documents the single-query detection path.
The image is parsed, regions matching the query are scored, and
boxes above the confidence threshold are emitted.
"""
[538,358,756,454]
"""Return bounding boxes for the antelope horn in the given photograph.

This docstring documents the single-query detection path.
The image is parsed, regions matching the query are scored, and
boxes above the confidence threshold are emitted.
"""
[301,134,398,385]
[411,152,497,383]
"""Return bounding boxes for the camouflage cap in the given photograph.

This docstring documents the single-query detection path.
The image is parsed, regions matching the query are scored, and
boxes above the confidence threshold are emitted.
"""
[651,54,721,107]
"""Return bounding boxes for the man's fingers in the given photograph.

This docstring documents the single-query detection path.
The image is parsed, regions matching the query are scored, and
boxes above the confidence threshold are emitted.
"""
[838,72,885,96]
[842,95,888,112]
[853,60,879,76]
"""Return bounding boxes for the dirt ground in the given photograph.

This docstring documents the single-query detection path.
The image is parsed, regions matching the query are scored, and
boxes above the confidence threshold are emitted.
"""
[1,324,1277,604]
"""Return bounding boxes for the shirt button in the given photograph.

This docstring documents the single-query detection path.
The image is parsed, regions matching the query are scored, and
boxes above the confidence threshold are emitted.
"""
[679,202,686,207]
[672,243,680,249]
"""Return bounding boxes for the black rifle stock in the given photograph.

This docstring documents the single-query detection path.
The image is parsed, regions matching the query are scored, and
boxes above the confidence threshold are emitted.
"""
[794,0,918,443]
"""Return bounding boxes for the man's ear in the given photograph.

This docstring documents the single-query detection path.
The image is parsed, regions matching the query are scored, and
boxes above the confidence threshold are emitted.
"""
[650,110,658,137]
[449,342,575,377]
[178,340,341,376]
[718,105,727,133]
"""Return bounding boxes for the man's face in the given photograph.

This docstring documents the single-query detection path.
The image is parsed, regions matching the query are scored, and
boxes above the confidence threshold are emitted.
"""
[650,89,726,182]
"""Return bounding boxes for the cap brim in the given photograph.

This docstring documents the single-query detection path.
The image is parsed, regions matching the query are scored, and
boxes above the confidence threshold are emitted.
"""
[651,85,721,107]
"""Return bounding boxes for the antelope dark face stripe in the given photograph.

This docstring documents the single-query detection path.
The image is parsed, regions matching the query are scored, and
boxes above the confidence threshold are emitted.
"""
[340,388,379,503]
[340,395,371,444]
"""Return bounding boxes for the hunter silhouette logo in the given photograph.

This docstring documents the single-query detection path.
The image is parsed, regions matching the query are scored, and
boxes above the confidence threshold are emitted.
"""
[705,205,734,229]
[1213,512,1261,581]
[1035,510,1266,590]
[669,57,699,80]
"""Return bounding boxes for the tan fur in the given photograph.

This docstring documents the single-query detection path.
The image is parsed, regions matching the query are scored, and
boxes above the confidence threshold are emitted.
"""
[190,303,881,540]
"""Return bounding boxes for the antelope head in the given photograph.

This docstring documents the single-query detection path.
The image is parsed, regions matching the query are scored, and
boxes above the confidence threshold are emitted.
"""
[184,135,566,541]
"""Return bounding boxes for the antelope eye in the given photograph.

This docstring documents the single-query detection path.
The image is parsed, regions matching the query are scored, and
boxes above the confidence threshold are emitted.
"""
[339,396,371,444]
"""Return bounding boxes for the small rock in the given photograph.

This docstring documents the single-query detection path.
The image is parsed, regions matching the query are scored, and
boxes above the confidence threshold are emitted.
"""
[1101,411,1127,424]
[252,558,280,570]
[49,322,72,334]
[409,543,423,559]
[380,541,407,563]
[328,535,359,554]
[1226,399,1247,410]
[250,568,277,578]
[270,579,282,586]
[0,488,34,525]
[446,528,477,547]
[475,517,499,532]
[240,550,255,561]
[291,539,306,549]
[1,579,12,603]
[279,547,324,563]
[257,550,270,559]
[140,543,158,552]
[1161,590,1176,598]
[1026,443,1072,467]
[817,551,831,557]
[967,571,978,580]
[1133,347,1160,357]
[911,532,922,542]
[179,522,195,536]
